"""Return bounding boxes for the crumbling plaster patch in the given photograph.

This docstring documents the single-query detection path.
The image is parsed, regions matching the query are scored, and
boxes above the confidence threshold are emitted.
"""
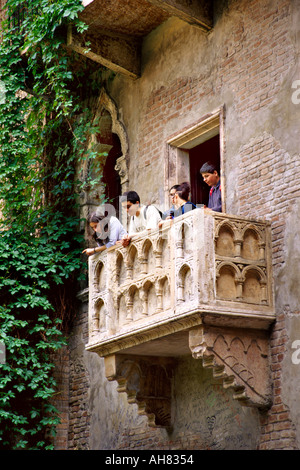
[276,197,300,447]
[282,312,300,448]
[276,199,300,312]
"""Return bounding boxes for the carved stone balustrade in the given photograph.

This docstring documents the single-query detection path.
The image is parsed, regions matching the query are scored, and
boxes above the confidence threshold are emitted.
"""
[86,210,275,425]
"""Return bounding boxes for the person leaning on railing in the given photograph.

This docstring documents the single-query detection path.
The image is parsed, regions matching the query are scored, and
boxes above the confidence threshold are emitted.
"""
[200,161,222,213]
[172,182,197,217]
[158,182,197,229]
[120,190,162,247]
[82,211,127,256]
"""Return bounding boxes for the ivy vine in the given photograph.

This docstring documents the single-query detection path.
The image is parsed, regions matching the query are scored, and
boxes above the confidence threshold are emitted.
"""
[0,0,102,449]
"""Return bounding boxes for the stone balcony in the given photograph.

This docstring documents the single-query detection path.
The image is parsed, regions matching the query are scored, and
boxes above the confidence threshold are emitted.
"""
[86,209,275,426]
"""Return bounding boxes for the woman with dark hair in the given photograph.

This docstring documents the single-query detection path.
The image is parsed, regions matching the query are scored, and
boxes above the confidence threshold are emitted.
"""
[173,182,197,217]
[82,210,127,256]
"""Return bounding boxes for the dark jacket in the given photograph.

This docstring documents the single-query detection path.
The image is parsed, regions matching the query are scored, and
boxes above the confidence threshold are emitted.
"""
[208,181,222,212]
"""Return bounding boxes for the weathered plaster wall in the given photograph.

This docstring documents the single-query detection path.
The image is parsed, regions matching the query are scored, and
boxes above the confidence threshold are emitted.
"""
[281,198,300,446]
[171,357,260,450]
[107,0,300,449]
[110,0,300,211]
[69,311,261,450]
[68,0,300,450]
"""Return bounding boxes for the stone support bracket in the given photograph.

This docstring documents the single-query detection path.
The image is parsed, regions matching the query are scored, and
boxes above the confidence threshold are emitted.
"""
[189,325,272,409]
[104,354,176,428]
[87,210,275,427]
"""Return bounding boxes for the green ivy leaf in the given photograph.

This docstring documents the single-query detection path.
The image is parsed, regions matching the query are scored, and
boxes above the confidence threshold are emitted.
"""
[0,0,92,450]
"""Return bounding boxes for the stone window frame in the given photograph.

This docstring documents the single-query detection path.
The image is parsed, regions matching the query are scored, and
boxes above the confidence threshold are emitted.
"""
[165,106,226,213]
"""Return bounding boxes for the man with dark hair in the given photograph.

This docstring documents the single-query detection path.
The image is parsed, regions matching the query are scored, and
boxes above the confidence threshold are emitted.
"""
[120,190,140,206]
[162,184,180,220]
[120,190,162,246]
[200,161,222,212]
[173,182,197,216]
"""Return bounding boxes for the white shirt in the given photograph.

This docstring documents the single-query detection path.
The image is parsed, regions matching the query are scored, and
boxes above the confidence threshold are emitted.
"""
[128,205,161,235]
[95,216,127,248]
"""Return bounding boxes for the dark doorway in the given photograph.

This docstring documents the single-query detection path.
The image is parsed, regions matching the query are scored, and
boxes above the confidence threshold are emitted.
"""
[102,133,122,219]
[189,134,220,206]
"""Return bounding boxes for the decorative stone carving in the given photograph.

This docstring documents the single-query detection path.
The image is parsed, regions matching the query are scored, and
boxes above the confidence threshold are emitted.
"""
[214,214,272,306]
[87,210,275,344]
[86,210,275,426]
[189,325,272,409]
[78,88,129,213]
[114,154,129,187]
[104,355,176,428]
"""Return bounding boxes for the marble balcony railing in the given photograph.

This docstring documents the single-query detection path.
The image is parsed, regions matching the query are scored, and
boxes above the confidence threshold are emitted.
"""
[86,209,276,419]
[87,209,274,354]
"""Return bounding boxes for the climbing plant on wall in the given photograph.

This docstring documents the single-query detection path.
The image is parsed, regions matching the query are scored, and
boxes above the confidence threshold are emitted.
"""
[0,0,101,449]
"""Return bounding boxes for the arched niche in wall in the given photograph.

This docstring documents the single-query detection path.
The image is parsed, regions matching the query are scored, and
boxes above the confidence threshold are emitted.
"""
[242,266,267,304]
[216,262,240,300]
[116,250,126,286]
[81,88,129,221]
[127,243,139,280]
[241,227,261,261]
[94,259,107,293]
[93,297,106,334]
[215,222,235,257]
[177,263,193,302]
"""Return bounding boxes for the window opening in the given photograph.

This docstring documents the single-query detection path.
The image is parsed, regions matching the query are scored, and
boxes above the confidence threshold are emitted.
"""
[101,133,122,219]
[166,109,224,211]
[189,134,220,206]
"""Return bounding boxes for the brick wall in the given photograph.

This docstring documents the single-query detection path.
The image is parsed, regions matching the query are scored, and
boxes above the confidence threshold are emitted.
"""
[216,0,294,123]
[259,312,298,449]
[238,132,300,266]
[237,133,300,451]
[136,0,299,450]
[68,300,91,450]
[235,1,299,448]
[138,76,213,175]
[51,347,69,450]
[56,0,300,450]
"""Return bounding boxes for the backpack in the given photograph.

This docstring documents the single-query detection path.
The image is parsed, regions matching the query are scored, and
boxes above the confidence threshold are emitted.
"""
[143,204,163,219]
